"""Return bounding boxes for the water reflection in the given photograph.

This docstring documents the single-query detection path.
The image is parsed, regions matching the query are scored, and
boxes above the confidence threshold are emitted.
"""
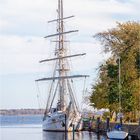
[43,131,65,140]
[43,131,107,140]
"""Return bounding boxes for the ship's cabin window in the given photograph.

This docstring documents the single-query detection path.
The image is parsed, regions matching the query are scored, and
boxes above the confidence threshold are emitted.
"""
[50,108,57,113]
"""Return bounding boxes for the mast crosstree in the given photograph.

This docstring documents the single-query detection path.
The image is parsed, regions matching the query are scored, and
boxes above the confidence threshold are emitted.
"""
[36,75,89,81]
[39,53,86,63]
[48,15,75,23]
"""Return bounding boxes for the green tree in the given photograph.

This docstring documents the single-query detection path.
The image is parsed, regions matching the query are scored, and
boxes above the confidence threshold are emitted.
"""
[90,21,140,121]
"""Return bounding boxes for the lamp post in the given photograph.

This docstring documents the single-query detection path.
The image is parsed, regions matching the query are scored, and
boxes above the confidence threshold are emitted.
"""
[118,56,121,116]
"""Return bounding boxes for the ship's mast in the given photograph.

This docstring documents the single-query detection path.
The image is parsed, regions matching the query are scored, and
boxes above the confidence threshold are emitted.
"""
[36,0,89,116]
[58,0,66,111]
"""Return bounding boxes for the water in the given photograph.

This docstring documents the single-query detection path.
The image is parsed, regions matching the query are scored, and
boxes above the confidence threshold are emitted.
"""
[0,115,107,140]
[0,115,43,125]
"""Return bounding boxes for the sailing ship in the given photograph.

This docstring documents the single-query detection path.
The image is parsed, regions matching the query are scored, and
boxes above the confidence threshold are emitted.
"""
[107,57,128,139]
[36,0,89,131]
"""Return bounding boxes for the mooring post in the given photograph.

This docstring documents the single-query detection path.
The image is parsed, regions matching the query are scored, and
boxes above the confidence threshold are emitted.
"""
[72,124,75,140]
[88,117,92,131]
[138,118,140,139]
[96,117,100,133]
[120,117,122,126]
[106,117,110,131]
[65,114,67,140]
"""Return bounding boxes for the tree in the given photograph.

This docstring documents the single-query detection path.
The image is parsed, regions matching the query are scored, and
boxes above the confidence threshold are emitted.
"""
[90,21,140,121]
[90,58,120,118]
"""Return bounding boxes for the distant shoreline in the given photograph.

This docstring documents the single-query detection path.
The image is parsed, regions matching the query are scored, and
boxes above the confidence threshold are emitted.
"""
[0,109,45,116]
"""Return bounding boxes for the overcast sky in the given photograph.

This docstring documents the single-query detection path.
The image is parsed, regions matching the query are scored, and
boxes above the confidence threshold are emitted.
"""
[0,0,139,109]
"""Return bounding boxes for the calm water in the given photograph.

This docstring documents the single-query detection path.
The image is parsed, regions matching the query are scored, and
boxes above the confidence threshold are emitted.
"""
[0,115,107,140]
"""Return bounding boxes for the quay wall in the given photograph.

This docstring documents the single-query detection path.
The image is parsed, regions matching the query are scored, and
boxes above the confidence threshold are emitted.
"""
[82,118,140,139]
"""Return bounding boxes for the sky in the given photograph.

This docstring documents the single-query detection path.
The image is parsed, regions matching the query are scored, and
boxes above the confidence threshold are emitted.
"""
[0,0,140,109]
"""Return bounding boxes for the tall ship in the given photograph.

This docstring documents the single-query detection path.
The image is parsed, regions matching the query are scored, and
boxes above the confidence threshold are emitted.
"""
[36,0,89,131]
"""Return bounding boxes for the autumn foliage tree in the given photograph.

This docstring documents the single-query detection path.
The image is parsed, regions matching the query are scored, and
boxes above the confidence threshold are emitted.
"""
[90,21,140,121]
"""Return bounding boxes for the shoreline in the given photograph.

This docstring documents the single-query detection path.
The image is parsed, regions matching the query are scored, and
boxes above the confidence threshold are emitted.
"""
[0,109,45,116]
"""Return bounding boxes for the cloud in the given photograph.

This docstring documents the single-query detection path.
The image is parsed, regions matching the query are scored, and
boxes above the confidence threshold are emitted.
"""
[0,0,139,75]
[1,0,139,36]
[0,0,140,108]
[0,35,52,75]
[0,34,104,75]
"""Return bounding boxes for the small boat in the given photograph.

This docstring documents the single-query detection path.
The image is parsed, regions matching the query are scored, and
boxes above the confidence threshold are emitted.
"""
[107,130,128,139]
[36,0,89,132]
[107,125,128,139]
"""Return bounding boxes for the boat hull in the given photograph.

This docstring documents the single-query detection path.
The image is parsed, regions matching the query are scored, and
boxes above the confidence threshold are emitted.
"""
[43,112,82,132]
[107,130,128,139]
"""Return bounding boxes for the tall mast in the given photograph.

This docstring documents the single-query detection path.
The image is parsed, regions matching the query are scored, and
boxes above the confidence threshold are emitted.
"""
[58,0,65,110]
[36,0,89,115]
